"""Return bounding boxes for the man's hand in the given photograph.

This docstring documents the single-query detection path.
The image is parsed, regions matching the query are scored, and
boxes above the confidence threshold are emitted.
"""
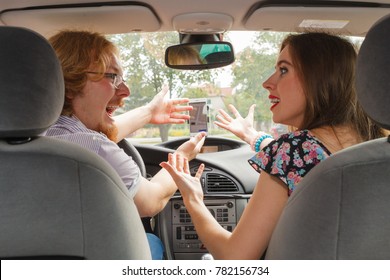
[175,131,206,161]
[147,85,192,124]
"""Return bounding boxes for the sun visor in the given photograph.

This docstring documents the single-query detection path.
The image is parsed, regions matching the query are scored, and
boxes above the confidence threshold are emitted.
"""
[0,4,161,38]
[244,6,390,36]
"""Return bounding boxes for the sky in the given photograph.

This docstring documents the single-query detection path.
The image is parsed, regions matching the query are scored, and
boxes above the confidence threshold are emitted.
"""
[226,31,257,52]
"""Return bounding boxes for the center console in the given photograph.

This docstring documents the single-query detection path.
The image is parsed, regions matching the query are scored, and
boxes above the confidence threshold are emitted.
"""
[158,195,250,259]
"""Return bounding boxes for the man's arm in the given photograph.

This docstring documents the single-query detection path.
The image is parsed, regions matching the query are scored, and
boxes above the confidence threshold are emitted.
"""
[114,85,192,142]
[133,132,206,217]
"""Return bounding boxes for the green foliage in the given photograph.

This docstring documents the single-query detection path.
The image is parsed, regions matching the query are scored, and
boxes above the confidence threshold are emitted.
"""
[109,31,289,139]
[227,31,286,130]
[181,87,208,99]
[109,32,218,140]
[109,32,215,104]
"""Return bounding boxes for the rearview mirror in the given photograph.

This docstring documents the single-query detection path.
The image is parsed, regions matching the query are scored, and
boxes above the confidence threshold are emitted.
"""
[165,42,235,70]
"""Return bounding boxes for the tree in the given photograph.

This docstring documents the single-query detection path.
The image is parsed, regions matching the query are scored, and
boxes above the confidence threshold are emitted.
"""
[109,32,215,141]
[228,31,285,131]
[109,31,288,140]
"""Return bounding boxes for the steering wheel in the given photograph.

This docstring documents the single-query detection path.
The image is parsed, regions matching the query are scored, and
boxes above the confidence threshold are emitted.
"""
[118,139,147,178]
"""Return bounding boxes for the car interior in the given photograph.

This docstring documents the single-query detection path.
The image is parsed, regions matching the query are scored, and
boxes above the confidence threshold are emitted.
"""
[0,0,389,260]
[0,26,151,260]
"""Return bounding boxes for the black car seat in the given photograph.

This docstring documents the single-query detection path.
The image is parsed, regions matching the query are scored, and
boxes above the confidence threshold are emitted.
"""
[0,26,151,259]
[265,14,390,260]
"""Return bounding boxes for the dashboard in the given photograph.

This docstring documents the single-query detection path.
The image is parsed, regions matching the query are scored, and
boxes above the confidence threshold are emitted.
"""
[126,136,259,259]
[159,136,245,153]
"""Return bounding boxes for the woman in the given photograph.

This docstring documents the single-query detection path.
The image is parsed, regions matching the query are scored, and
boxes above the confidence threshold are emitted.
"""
[160,32,386,259]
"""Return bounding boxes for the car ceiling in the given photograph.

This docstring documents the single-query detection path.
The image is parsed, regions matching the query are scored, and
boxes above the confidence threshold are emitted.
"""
[0,0,390,38]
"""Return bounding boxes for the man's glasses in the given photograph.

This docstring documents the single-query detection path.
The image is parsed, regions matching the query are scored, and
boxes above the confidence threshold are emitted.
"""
[86,72,124,89]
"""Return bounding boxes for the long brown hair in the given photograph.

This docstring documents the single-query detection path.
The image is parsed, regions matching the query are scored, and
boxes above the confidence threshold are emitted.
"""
[281,32,384,140]
[49,30,119,116]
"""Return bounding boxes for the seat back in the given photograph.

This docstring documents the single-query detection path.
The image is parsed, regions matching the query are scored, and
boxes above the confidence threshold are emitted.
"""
[0,26,151,259]
[265,14,390,260]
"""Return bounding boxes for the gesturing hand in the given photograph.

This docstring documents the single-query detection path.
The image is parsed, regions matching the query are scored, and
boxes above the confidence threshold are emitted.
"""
[175,131,206,161]
[160,153,205,201]
[214,104,258,144]
[147,85,193,124]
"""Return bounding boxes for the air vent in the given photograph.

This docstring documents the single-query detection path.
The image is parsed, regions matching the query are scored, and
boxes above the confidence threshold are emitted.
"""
[206,173,238,192]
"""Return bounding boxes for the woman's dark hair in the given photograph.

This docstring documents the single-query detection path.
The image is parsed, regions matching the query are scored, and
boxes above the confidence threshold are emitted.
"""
[281,32,384,140]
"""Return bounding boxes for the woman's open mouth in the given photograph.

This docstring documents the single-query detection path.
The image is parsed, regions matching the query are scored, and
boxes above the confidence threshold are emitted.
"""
[269,95,280,110]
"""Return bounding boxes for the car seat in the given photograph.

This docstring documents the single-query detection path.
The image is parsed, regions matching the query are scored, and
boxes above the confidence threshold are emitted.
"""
[265,14,390,259]
[0,26,151,259]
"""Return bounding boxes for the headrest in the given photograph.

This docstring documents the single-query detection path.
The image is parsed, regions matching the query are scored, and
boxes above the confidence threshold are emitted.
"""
[0,26,64,138]
[356,14,390,130]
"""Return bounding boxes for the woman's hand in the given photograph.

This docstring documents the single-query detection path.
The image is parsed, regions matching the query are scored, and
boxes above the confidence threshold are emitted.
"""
[146,85,192,124]
[214,104,258,144]
[160,153,205,202]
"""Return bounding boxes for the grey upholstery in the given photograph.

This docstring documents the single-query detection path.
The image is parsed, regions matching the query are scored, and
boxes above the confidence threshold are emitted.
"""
[0,26,151,259]
[265,14,390,260]
[356,14,390,130]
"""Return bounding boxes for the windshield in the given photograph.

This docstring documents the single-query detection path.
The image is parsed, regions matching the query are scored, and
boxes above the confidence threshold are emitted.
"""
[109,31,363,145]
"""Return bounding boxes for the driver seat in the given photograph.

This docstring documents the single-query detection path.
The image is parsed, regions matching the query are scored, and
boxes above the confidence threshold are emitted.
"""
[265,14,390,260]
[0,26,151,259]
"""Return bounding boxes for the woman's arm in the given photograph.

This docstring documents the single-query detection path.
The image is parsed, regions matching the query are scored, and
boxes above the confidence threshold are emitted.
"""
[134,132,206,217]
[160,153,288,259]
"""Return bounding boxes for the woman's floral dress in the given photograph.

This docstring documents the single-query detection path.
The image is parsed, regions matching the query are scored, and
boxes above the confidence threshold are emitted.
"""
[248,130,332,196]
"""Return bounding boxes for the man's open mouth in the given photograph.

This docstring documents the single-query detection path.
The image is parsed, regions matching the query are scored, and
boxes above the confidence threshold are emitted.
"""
[106,106,119,117]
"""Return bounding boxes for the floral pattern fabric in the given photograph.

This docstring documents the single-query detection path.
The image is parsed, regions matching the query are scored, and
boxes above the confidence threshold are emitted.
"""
[248,130,332,196]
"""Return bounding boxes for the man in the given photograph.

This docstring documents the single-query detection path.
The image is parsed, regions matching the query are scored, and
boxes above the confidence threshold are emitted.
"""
[45,30,206,259]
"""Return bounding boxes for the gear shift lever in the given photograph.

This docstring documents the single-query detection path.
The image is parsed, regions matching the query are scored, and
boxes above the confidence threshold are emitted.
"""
[201,253,214,260]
